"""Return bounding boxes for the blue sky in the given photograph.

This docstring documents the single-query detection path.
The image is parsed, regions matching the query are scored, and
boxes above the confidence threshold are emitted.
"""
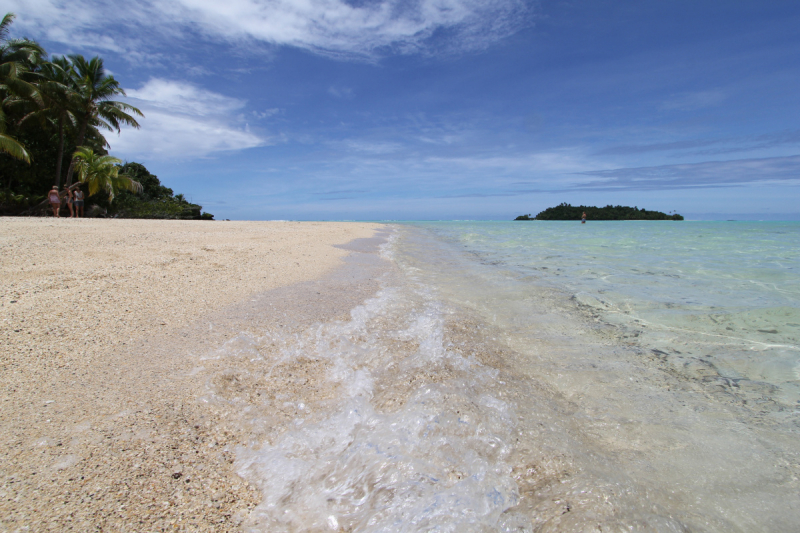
[9,0,800,220]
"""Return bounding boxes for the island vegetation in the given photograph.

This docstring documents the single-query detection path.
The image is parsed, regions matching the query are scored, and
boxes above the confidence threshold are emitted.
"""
[102,162,213,220]
[0,12,212,219]
[516,203,683,221]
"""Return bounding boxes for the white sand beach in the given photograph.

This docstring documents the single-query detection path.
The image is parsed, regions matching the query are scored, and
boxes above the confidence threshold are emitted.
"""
[0,218,384,531]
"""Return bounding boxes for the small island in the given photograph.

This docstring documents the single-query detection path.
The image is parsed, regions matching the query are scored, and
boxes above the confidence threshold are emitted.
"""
[516,203,683,221]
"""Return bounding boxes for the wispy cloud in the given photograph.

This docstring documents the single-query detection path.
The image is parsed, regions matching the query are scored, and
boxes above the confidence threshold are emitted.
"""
[594,138,727,156]
[328,86,355,99]
[426,150,596,173]
[126,79,245,116]
[252,108,282,120]
[337,139,403,154]
[110,79,266,158]
[576,155,800,191]
[10,0,530,60]
[596,130,800,157]
[9,0,153,55]
[419,154,800,197]
[164,0,530,58]
[689,130,800,156]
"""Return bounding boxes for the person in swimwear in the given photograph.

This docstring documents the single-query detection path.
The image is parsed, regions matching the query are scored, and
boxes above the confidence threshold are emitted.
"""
[581,211,587,224]
[73,187,85,218]
[65,187,74,218]
[48,186,61,217]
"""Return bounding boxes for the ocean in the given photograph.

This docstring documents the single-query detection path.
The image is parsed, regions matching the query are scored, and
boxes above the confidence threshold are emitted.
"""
[217,221,800,531]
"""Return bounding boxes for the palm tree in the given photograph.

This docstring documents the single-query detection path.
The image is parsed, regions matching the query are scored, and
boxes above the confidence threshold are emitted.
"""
[0,12,44,163]
[72,146,141,202]
[63,55,142,187]
[23,56,76,187]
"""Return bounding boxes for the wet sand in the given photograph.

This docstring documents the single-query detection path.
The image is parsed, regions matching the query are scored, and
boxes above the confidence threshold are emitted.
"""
[0,218,386,532]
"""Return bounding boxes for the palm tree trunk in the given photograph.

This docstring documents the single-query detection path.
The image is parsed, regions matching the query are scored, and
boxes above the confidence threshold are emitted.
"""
[54,115,65,188]
[65,115,89,187]
[64,155,77,187]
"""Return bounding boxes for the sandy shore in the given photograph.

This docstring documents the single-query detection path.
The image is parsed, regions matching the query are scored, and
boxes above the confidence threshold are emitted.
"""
[0,218,385,532]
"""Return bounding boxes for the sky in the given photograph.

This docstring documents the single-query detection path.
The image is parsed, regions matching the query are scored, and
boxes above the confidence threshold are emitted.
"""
[7,0,800,220]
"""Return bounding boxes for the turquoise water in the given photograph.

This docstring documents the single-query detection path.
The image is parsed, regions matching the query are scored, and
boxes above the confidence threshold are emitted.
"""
[388,221,800,530]
[411,221,800,409]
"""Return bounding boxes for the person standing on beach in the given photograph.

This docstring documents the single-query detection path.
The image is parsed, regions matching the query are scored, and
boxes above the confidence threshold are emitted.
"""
[48,186,61,217]
[73,187,85,218]
[581,211,587,224]
[65,188,74,218]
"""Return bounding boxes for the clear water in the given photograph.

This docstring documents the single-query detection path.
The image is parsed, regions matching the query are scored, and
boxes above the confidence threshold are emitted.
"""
[209,222,800,531]
[231,284,520,531]
[416,221,800,409]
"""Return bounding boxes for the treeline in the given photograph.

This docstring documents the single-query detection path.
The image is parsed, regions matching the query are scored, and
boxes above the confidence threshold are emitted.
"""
[516,203,683,221]
[0,13,212,219]
[96,162,213,220]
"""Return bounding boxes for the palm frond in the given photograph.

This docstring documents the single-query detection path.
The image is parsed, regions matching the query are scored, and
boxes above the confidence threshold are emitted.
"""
[116,173,142,194]
[0,131,30,162]
[85,124,110,148]
[2,73,41,104]
[0,13,14,42]
[2,38,45,64]
[0,59,17,79]
[92,117,114,132]
[73,146,137,202]
[102,100,144,117]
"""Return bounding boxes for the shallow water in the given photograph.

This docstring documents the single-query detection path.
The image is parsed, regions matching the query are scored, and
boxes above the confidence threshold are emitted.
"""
[414,221,800,411]
[208,222,799,531]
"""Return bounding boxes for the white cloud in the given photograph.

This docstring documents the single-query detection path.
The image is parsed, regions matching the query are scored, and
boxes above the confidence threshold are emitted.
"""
[8,0,139,53]
[109,79,266,158]
[126,79,245,116]
[8,0,529,59]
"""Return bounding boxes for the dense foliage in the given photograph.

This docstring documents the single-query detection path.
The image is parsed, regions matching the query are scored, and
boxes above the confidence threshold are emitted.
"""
[0,13,212,219]
[104,163,212,220]
[516,203,684,221]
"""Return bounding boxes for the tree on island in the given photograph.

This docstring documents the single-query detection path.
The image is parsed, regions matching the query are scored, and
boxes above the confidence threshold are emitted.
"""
[516,203,683,221]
